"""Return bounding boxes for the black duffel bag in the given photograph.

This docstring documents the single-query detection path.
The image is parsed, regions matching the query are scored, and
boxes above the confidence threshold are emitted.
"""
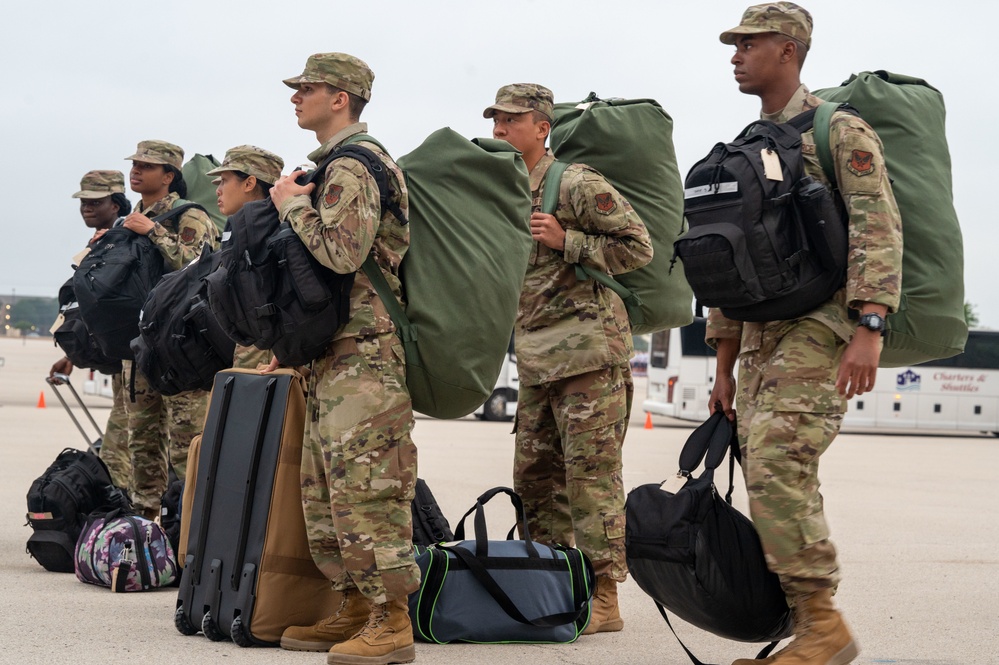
[625,412,794,662]
[408,486,594,644]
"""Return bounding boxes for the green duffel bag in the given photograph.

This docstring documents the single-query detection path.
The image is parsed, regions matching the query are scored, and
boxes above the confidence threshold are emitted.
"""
[181,153,227,233]
[549,94,694,335]
[363,128,532,419]
[815,71,967,366]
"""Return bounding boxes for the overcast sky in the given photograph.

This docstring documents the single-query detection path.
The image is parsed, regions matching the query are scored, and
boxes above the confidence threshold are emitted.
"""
[2,0,993,326]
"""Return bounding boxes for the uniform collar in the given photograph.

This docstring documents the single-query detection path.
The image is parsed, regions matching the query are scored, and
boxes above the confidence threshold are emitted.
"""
[137,191,179,217]
[529,149,556,193]
[761,84,822,124]
[309,122,369,164]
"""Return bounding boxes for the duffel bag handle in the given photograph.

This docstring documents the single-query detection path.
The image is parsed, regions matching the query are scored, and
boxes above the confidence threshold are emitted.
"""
[453,487,539,559]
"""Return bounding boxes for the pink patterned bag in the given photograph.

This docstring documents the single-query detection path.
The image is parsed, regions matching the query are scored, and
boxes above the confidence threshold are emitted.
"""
[75,510,177,592]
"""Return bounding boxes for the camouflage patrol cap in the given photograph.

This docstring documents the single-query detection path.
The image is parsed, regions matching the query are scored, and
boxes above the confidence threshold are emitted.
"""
[205,145,285,185]
[483,84,554,120]
[720,2,813,49]
[283,52,374,101]
[124,140,185,169]
[72,170,125,199]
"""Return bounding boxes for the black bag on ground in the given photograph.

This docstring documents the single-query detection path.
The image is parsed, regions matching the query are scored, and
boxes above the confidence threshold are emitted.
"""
[52,278,122,375]
[131,244,235,395]
[73,205,202,360]
[25,447,131,573]
[625,412,793,650]
[159,465,184,557]
[408,487,594,644]
[206,144,401,366]
[411,478,453,547]
[675,109,847,322]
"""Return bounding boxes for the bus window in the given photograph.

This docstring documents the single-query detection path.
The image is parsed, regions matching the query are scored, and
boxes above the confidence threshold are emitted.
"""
[650,331,669,369]
[680,318,715,357]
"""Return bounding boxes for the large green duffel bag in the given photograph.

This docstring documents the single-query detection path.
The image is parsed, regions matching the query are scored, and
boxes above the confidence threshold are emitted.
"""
[364,128,532,419]
[549,94,694,335]
[815,71,967,366]
[181,153,226,233]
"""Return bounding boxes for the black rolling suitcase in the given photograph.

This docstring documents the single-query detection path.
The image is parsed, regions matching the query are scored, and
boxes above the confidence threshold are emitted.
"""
[174,369,337,646]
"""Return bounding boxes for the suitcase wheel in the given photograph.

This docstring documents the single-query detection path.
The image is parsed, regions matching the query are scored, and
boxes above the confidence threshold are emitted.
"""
[201,610,229,642]
[174,606,198,636]
[231,615,254,648]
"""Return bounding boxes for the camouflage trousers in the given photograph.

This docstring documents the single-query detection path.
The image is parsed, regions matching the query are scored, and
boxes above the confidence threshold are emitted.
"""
[514,362,632,582]
[736,317,847,595]
[99,371,131,490]
[121,360,208,514]
[232,344,271,371]
[300,333,419,604]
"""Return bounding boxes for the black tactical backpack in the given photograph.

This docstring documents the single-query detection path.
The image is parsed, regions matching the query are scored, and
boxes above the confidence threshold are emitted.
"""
[130,244,235,396]
[206,142,403,367]
[674,106,848,322]
[25,447,131,573]
[73,203,204,360]
[52,277,122,376]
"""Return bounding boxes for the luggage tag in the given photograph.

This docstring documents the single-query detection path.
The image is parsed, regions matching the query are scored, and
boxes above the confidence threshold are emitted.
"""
[48,313,65,335]
[660,472,689,495]
[761,149,783,181]
[71,247,91,267]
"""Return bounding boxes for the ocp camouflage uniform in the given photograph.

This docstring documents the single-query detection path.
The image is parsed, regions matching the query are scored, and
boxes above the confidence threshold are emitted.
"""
[123,190,215,515]
[278,122,418,605]
[232,344,271,370]
[514,150,653,582]
[100,372,131,489]
[706,84,903,594]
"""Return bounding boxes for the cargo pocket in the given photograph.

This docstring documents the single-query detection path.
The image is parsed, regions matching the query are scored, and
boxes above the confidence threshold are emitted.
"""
[340,401,416,503]
[373,543,421,601]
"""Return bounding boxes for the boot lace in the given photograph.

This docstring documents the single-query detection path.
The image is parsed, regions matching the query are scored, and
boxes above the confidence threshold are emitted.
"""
[356,603,388,639]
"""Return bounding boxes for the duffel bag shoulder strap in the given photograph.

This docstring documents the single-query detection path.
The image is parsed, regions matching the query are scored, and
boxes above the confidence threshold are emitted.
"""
[541,160,645,327]
[653,601,779,665]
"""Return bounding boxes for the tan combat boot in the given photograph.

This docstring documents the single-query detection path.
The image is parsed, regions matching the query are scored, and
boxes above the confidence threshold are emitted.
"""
[733,589,859,665]
[326,597,415,665]
[582,576,624,635]
[280,588,369,652]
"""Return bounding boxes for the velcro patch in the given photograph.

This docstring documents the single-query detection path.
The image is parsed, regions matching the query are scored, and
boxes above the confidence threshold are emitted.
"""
[595,192,616,214]
[180,227,196,243]
[847,150,875,176]
[324,184,344,208]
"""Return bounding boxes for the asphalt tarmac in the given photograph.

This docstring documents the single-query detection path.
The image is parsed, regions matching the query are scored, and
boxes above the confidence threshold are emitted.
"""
[1,336,996,664]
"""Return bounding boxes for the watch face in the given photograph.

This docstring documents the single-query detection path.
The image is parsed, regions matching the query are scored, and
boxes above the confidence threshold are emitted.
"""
[860,313,885,331]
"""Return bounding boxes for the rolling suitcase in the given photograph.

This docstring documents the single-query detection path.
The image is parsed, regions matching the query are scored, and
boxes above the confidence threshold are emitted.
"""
[174,369,337,646]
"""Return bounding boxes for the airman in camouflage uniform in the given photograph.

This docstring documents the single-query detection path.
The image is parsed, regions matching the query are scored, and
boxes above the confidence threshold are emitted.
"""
[206,145,286,370]
[271,53,417,665]
[121,140,216,518]
[486,83,653,634]
[50,170,132,489]
[707,5,903,664]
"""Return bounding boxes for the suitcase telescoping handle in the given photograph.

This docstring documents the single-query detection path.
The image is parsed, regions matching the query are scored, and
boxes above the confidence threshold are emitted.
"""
[46,374,103,455]
[452,486,539,559]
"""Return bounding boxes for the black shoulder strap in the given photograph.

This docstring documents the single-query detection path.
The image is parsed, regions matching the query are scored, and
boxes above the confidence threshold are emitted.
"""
[151,202,207,225]
[653,601,780,665]
[308,143,408,226]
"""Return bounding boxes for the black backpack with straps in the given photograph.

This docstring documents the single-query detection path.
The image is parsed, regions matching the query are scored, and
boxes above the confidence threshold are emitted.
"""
[674,105,849,322]
[206,141,404,367]
[130,244,236,396]
[73,203,205,360]
[52,277,122,375]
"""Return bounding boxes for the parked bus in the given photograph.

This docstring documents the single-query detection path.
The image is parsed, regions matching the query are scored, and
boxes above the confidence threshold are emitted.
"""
[644,319,997,435]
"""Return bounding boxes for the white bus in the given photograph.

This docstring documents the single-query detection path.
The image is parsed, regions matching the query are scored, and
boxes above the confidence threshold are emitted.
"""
[644,319,999,435]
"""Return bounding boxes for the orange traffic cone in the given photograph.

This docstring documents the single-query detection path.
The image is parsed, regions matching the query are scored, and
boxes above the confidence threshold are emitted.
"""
[644,412,653,430]
[37,391,46,409]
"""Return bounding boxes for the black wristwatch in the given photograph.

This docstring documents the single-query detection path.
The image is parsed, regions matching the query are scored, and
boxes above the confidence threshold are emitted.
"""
[858,312,886,333]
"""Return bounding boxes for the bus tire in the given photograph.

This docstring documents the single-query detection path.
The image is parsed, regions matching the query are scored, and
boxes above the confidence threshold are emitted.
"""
[482,390,509,422]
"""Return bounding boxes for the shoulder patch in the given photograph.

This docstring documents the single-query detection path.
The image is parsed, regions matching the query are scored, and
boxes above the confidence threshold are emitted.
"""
[180,227,196,243]
[594,192,617,214]
[847,149,875,177]
[324,184,344,208]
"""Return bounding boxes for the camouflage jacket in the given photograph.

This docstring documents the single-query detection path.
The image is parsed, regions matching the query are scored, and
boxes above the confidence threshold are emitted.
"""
[707,85,903,349]
[517,151,653,386]
[278,122,409,341]
[138,192,218,271]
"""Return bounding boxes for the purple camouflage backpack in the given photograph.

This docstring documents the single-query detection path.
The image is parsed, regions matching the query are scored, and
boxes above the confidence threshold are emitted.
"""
[75,509,178,592]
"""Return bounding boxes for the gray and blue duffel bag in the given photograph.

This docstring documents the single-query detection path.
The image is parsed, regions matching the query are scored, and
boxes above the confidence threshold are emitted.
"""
[408,486,594,644]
